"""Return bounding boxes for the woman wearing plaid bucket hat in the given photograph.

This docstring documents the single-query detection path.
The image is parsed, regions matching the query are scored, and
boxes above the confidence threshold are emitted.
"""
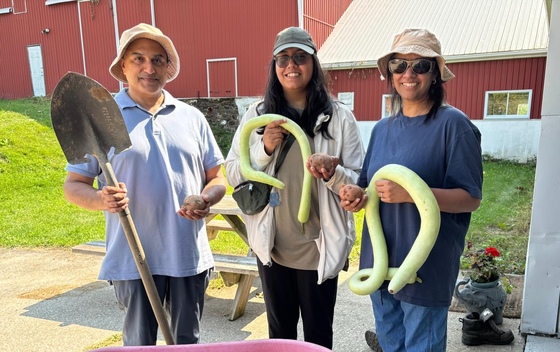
[340,29,483,351]
[226,27,364,349]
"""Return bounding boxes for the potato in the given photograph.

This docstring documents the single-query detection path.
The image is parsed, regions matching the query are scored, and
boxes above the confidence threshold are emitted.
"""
[340,184,365,202]
[309,153,334,173]
[183,195,206,211]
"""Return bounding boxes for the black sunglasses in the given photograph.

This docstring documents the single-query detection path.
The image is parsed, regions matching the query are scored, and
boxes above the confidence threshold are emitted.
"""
[274,53,310,68]
[388,58,435,75]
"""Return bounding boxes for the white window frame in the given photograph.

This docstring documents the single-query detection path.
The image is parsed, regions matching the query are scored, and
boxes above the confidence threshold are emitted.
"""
[381,94,393,118]
[45,0,75,5]
[338,92,354,111]
[484,90,532,119]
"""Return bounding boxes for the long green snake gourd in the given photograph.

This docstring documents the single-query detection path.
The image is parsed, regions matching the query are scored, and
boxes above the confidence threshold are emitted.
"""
[348,164,440,295]
[238,114,312,224]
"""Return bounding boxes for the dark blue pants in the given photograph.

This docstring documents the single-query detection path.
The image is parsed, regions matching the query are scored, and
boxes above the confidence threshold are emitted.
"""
[257,259,338,349]
[371,289,448,351]
[112,271,210,346]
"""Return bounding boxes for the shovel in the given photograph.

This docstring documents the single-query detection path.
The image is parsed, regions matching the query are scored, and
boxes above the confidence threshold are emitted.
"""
[51,72,175,345]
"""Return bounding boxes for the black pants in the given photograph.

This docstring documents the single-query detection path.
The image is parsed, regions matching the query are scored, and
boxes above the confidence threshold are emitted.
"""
[112,271,210,345]
[257,258,338,349]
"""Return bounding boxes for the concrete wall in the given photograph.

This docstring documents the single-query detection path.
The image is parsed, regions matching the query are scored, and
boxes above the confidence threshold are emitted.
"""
[356,119,540,163]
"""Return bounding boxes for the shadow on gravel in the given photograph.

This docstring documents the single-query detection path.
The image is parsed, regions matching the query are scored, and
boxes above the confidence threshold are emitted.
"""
[19,279,267,343]
[21,281,122,330]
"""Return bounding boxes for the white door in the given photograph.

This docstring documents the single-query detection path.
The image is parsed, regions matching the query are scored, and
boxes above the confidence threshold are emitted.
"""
[27,45,46,97]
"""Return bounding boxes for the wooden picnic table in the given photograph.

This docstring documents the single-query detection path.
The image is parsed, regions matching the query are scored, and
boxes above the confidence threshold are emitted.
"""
[206,195,248,245]
[205,195,258,321]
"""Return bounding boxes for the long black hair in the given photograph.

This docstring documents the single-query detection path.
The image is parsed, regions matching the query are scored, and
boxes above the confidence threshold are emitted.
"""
[387,59,447,120]
[257,54,334,139]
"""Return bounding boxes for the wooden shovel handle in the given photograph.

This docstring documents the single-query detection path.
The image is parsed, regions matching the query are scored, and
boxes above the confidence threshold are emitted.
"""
[102,162,175,345]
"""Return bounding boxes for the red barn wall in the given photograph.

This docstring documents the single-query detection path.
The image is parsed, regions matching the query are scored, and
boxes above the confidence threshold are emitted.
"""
[305,0,352,47]
[0,0,546,122]
[0,0,317,99]
[0,1,83,99]
[79,1,123,92]
[327,57,546,121]
[152,0,299,98]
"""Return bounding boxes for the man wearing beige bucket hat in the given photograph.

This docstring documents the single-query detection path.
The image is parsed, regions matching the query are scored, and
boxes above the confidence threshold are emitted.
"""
[340,29,483,351]
[64,23,226,345]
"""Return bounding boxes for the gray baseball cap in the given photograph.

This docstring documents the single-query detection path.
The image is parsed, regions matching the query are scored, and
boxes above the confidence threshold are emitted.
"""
[273,27,316,55]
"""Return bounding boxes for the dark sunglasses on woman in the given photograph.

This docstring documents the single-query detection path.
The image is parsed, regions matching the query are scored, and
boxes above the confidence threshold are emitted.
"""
[274,53,310,68]
[388,58,435,75]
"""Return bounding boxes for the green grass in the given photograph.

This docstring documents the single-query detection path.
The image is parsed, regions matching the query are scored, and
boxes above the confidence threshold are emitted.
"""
[463,159,534,274]
[0,99,105,247]
[0,98,534,274]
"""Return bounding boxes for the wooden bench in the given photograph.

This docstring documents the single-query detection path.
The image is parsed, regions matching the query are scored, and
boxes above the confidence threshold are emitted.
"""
[205,218,259,320]
[72,218,239,255]
[72,217,259,321]
[72,240,106,256]
[205,218,232,241]
[212,253,259,321]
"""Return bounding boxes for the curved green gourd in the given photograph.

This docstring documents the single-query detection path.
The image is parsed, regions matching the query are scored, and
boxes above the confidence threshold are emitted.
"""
[348,164,439,295]
[239,114,312,223]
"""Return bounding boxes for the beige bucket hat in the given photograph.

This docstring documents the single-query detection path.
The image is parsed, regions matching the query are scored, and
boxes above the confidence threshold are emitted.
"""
[377,28,455,82]
[109,23,180,83]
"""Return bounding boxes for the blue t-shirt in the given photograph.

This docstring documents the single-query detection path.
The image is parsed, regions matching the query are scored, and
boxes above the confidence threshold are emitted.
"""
[358,106,482,307]
[66,89,224,280]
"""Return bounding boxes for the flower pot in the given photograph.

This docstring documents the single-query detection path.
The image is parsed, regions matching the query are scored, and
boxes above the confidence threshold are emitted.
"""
[469,279,499,289]
[453,276,508,324]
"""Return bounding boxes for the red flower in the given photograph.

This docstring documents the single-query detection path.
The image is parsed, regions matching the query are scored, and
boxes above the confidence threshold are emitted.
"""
[485,247,500,257]
[461,243,513,291]
[462,244,506,283]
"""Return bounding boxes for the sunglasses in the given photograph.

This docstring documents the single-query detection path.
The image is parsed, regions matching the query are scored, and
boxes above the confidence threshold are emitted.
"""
[274,53,310,68]
[388,58,435,75]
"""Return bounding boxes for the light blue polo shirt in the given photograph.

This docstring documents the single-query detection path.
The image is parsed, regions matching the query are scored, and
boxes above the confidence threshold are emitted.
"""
[66,89,224,280]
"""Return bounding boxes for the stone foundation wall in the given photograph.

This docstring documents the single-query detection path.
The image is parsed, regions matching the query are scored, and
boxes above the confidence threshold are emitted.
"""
[180,98,240,156]
[181,98,240,132]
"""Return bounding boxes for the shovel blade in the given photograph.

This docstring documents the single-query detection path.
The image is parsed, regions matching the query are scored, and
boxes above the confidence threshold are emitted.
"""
[50,72,131,165]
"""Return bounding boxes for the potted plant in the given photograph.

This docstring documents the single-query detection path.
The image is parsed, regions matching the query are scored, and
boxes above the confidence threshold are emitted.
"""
[462,241,513,292]
[454,241,513,324]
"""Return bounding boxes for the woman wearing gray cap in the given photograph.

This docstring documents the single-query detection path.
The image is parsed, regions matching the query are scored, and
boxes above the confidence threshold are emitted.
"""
[340,29,483,351]
[226,27,364,349]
